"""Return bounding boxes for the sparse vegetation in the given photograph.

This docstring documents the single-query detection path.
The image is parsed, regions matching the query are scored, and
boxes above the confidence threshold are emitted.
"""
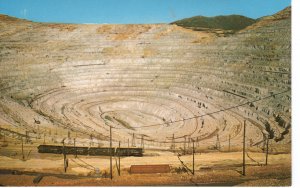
[172,15,256,32]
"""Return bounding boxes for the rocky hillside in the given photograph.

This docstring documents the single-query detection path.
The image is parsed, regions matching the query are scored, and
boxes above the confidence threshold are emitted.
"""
[0,7,291,151]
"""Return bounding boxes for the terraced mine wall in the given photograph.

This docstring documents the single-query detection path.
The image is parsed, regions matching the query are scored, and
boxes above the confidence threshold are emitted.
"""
[0,7,291,153]
[37,145,143,156]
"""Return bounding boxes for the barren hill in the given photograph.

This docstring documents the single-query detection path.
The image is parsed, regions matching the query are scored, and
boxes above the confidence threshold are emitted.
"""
[0,7,291,151]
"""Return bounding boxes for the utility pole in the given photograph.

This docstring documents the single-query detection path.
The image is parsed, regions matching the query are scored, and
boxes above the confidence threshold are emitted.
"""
[74,138,77,158]
[21,137,25,161]
[118,141,121,176]
[172,134,175,152]
[141,135,144,149]
[43,133,46,144]
[37,125,40,139]
[25,131,29,144]
[216,134,220,151]
[188,136,191,150]
[228,134,231,152]
[132,133,135,147]
[242,120,246,176]
[110,126,112,180]
[128,138,129,148]
[192,140,195,175]
[265,135,269,166]
[98,139,101,147]
[90,134,93,147]
[184,136,186,155]
[62,139,67,173]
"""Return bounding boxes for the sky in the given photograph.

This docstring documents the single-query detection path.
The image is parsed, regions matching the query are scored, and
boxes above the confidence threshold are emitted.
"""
[0,0,291,24]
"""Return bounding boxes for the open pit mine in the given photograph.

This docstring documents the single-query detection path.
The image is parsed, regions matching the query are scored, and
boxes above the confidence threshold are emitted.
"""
[0,7,291,186]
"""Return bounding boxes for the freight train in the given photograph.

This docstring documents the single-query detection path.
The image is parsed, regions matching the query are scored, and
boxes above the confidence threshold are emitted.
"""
[37,145,143,156]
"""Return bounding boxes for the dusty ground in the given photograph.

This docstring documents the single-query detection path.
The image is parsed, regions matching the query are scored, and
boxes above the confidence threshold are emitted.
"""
[0,149,291,186]
[0,164,291,186]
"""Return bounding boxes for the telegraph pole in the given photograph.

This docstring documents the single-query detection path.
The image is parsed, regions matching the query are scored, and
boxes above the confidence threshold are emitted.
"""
[265,135,269,166]
[99,110,113,179]
[90,134,93,147]
[184,136,186,155]
[192,140,195,175]
[228,134,231,152]
[242,120,246,176]
[132,133,135,147]
[25,131,29,144]
[216,134,220,150]
[21,137,25,161]
[141,135,144,149]
[74,138,77,158]
[118,141,121,176]
[109,126,113,179]
[172,134,175,152]
[43,133,46,144]
[62,138,67,173]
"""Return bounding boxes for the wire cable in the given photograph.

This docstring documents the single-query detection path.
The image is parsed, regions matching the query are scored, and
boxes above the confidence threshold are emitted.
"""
[111,89,289,130]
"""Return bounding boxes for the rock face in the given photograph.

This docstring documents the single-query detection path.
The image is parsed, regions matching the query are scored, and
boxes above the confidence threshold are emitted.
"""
[0,7,291,151]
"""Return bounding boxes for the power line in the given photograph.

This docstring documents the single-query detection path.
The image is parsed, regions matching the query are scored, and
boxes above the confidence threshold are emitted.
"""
[111,89,289,130]
[15,90,288,145]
